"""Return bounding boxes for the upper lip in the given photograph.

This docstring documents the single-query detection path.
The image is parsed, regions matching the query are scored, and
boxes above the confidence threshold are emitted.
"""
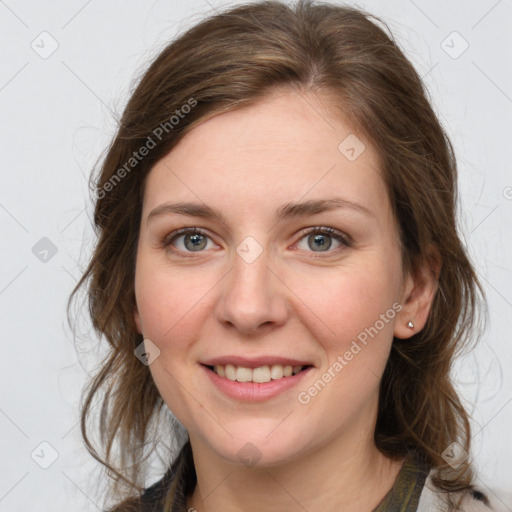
[201,356,313,368]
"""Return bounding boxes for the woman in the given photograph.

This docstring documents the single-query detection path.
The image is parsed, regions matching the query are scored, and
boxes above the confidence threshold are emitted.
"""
[68,1,509,510]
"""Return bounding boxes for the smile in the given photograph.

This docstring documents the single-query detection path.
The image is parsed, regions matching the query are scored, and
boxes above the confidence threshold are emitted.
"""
[207,363,311,383]
[201,363,314,401]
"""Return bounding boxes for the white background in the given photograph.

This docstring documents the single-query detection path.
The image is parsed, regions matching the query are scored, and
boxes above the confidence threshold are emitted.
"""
[0,0,511,510]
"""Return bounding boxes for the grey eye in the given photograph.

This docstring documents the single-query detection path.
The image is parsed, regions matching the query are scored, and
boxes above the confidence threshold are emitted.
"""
[183,233,208,251]
[296,229,346,253]
[307,233,333,252]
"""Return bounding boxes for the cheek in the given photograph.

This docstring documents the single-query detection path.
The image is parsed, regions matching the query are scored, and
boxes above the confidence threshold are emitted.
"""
[286,263,401,408]
[134,257,215,345]
[292,262,399,341]
[291,268,399,420]
[134,260,215,426]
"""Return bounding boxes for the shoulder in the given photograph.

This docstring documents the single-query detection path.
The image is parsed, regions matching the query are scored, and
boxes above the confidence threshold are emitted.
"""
[417,470,512,512]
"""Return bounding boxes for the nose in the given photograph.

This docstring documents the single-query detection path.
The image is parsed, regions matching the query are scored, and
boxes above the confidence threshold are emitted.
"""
[215,246,289,335]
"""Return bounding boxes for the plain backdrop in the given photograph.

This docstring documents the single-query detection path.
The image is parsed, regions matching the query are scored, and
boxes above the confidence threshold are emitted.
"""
[0,0,511,510]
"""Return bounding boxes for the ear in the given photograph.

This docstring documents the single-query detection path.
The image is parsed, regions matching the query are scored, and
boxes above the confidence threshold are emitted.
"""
[394,245,442,339]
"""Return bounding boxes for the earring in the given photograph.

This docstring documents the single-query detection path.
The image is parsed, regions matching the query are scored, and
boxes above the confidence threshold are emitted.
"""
[407,321,414,329]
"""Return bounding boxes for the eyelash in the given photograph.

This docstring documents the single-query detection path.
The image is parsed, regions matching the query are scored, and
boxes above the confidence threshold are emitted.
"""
[160,226,351,257]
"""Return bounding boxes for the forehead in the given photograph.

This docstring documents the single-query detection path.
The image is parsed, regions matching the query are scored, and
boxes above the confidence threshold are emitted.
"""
[142,89,388,224]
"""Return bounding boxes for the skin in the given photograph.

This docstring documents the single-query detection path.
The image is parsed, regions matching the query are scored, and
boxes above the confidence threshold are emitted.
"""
[133,87,441,512]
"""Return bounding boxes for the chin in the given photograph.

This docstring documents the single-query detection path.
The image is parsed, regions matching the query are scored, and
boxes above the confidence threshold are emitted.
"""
[203,427,310,469]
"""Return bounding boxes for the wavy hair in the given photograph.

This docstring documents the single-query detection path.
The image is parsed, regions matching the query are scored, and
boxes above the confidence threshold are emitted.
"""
[67,0,487,509]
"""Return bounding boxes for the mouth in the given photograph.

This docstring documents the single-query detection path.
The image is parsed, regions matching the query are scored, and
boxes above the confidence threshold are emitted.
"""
[202,363,313,384]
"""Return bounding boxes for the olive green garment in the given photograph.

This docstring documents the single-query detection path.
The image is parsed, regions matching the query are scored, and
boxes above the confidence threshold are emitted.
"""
[371,453,430,512]
[138,446,430,512]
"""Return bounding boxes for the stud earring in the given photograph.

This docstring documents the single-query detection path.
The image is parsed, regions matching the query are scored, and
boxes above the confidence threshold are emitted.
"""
[407,321,414,329]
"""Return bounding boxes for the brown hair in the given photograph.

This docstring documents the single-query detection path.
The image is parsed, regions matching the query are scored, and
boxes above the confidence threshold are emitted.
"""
[67,0,487,509]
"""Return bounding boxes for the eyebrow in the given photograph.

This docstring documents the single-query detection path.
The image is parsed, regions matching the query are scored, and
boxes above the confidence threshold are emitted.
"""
[147,197,375,226]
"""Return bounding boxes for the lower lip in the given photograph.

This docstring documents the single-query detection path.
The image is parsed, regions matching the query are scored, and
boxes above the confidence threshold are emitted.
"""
[202,364,313,402]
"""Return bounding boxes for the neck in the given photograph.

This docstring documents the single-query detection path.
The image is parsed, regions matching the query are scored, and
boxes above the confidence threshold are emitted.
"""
[185,429,404,512]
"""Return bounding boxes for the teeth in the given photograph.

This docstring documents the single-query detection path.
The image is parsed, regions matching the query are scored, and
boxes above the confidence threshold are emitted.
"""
[253,366,271,383]
[212,363,305,383]
[236,366,252,382]
[225,364,237,381]
[270,365,284,379]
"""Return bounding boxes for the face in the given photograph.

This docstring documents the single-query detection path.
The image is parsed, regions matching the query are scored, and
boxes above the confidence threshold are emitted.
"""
[133,88,415,468]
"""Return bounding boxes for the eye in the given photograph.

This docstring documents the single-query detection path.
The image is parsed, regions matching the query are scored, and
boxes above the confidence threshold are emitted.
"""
[295,226,350,253]
[161,228,216,254]
[160,226,350,257]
